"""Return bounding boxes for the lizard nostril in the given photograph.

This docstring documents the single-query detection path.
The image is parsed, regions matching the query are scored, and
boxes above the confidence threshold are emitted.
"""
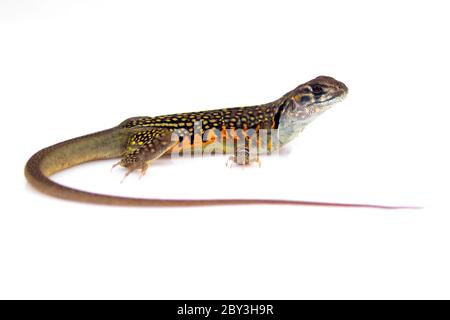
[339,81,349,93]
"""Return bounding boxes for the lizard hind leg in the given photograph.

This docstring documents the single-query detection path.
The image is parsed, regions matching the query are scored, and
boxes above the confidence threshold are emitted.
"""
[116,128,178,182]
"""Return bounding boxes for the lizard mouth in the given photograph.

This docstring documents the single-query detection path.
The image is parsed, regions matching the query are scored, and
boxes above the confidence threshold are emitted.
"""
[315,91,348,109]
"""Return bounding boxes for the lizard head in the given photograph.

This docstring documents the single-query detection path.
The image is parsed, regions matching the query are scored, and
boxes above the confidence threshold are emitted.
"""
[276,76,348,145]
[281,75,348,124]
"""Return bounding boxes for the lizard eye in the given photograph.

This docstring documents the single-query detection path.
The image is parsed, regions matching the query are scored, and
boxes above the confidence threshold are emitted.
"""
[311,85,323,94]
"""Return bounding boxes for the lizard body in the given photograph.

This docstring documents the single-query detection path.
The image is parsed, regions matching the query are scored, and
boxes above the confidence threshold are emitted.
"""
[25,76,417,209]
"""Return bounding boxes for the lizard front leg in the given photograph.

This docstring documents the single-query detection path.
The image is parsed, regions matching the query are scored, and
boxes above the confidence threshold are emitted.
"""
[226,129,261,167]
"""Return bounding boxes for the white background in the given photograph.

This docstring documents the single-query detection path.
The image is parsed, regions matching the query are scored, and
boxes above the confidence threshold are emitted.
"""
[0,0,448,299]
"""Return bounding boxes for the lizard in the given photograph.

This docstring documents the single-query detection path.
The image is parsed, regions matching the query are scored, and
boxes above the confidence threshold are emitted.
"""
[24,76,417,209]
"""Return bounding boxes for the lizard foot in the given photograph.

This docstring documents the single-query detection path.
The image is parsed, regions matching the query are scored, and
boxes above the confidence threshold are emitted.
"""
[225,155,261,168]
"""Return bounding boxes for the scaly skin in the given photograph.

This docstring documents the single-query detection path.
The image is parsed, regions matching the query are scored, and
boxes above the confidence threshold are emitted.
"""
[24,76,419,209]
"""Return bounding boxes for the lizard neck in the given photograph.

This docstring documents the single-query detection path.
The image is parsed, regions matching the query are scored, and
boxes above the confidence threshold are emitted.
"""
[275,98,321,146]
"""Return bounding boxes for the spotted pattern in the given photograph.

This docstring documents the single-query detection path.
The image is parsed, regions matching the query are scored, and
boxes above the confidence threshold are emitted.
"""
[115,75,349,173]
[118,104,282,170]
[122,104,281,133]
[120,128,177,170]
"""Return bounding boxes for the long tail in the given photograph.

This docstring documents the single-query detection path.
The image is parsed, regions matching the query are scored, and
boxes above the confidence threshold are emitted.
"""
[25,129,421,209]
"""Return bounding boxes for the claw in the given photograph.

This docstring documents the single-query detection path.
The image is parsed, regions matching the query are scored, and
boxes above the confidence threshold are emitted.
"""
[138,164,149,179]
[226,155,261,168]
[226,156,236,168]
[111,160,122,173]
[120,169,133,183]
